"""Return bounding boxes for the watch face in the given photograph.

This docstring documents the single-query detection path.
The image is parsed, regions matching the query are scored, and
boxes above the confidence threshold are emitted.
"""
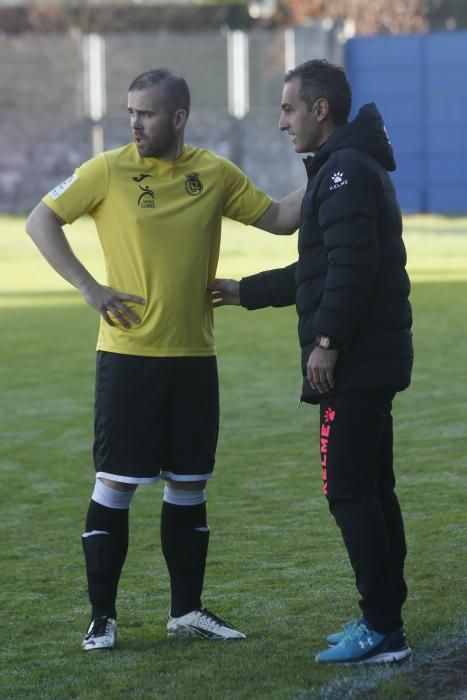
[318,335,330,348]
[316,335,335,349]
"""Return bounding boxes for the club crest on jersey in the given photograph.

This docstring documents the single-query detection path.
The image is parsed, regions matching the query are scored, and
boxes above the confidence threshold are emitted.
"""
[329,171,349,191]
[185,171,203,196]
[138,184,155,208]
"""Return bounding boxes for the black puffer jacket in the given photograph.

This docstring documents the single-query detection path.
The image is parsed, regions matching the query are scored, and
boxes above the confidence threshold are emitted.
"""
[240,103,413,404]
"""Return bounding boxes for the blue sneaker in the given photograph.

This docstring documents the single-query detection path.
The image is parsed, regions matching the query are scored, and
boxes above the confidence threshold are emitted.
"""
[316,621,412,664]
[326,619,360,646]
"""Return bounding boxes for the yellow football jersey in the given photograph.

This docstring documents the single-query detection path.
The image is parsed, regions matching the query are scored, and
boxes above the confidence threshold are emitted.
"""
[43,144,271,357]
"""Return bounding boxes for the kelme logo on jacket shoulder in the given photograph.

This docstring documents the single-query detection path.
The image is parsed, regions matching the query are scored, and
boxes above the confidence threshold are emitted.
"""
[330,171,349,191]
[185,171,203,196]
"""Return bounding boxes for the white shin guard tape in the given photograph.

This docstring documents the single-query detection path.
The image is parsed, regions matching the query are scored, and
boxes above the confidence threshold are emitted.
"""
[163,484,206,507]
[91,478,136,510]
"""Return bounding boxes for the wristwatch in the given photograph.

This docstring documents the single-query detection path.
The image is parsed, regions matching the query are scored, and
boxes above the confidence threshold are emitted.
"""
[315,334,339,350]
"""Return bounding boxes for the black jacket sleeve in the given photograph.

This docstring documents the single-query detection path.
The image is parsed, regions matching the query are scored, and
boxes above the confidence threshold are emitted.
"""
[239,262,297,310]
[313,154,380,343]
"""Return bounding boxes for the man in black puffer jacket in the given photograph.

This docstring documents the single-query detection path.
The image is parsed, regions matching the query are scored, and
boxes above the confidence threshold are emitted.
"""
[210,59,413,664]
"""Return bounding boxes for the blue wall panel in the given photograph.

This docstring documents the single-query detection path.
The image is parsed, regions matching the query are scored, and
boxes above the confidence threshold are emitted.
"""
[426,32,467,64]
[346,32,467,214]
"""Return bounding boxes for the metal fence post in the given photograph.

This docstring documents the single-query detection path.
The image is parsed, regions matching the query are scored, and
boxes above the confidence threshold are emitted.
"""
[83,33,106,156]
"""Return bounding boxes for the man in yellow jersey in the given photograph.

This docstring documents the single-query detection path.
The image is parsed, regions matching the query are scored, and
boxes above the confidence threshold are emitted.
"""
[26,68,303,650]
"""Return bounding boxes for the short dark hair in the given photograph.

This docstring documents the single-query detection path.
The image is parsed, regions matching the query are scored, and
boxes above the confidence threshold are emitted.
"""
[285,59,351,124]
[128,68,190,115]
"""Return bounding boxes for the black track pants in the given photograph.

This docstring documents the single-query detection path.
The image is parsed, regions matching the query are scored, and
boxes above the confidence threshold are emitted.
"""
[319,388,408,633]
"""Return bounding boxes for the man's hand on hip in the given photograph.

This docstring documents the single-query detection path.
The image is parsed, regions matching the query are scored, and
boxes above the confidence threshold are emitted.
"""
[80,280,146,328]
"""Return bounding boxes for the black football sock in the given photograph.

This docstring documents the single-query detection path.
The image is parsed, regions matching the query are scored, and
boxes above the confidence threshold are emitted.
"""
[160,501,210,618]
[82,500,129,619]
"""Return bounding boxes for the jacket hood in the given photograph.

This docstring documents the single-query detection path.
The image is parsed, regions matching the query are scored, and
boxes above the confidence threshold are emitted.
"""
[305,103,396,176]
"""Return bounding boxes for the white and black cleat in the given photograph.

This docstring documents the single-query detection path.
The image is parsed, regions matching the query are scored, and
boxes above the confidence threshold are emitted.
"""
[82,616,118,651]
[167,608,245,640]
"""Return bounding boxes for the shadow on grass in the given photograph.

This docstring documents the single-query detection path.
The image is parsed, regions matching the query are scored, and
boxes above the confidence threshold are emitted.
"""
[405,644,467,700]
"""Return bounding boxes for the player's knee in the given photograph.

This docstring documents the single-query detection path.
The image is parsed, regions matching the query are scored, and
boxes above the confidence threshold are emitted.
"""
[99,477,137,492]
[92,477,137,509]
[163,482,206,506]
[164,477,207,491]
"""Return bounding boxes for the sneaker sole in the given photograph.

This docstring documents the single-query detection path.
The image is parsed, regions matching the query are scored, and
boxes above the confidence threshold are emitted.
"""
[360,646,412,664]
[167,626,245,641]
[316,646,412,664]
[167,626,208,639]
[82,642,117,651]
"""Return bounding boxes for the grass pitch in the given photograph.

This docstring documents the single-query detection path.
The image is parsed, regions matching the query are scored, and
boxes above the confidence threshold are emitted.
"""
[1,214,466,699]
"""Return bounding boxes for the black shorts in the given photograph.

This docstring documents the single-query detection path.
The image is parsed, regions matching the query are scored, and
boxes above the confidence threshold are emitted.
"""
[93,351,219,484]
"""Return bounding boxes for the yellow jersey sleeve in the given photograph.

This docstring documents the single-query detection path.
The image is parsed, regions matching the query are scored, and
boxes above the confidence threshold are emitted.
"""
[42,154,109,224]
[219,157,271,225]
